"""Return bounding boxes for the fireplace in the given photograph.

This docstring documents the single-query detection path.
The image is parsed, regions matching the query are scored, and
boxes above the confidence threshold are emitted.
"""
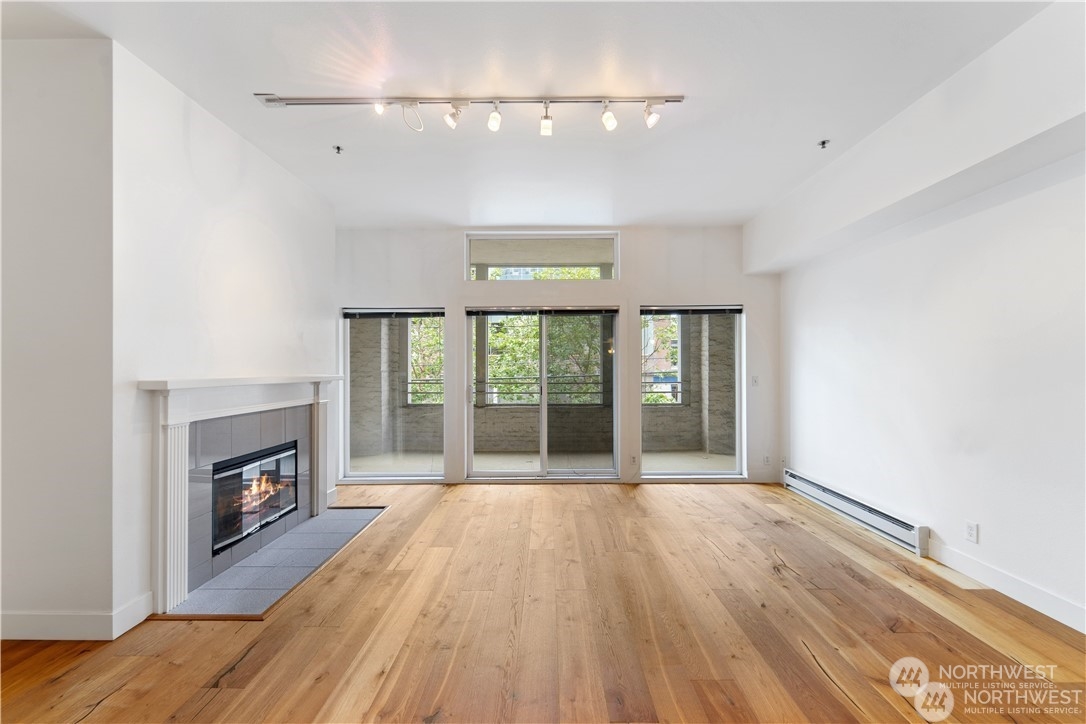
[212,442,298,554]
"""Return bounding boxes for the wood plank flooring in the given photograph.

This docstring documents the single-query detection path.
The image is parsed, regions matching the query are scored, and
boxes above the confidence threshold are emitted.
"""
[3,483,1083,723]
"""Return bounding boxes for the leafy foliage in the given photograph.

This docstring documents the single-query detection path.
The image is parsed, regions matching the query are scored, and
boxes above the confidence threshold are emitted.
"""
[486,266,602,281]
[408,317,445,403]
[482,311,606,404]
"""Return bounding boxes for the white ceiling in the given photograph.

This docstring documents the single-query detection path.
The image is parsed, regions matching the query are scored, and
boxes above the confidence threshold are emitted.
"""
[3,2,1044,228]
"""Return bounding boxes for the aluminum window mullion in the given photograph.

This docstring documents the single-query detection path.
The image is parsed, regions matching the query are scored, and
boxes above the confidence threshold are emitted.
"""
[539,315,548,475]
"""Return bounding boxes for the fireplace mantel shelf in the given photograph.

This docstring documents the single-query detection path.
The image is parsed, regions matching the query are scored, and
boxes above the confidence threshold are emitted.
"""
[138,375,341,391]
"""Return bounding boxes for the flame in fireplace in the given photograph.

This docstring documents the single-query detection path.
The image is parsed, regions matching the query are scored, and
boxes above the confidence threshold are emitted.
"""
[241,473,287,514]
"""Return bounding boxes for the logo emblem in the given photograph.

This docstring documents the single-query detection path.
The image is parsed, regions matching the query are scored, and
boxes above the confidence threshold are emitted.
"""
[890,656,929,696]
[914,681,954,722]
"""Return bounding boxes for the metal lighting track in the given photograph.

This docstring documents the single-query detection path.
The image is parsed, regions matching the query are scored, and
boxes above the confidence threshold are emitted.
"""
[254,94,685,108]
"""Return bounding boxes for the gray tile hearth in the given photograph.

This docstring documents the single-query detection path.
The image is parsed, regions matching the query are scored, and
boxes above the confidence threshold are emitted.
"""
[168,507,383,616]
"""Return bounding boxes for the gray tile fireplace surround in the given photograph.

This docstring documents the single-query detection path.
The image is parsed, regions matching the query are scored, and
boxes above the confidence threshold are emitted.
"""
[187,405,311,592]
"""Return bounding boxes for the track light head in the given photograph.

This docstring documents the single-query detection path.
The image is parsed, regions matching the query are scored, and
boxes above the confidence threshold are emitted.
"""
[540,101,553,136]
[601,101,618,132]
[644,101,661,129]
[401,102,424,132]
[374,102,386,116]
[488,102,502,132]
[443,104,464,129]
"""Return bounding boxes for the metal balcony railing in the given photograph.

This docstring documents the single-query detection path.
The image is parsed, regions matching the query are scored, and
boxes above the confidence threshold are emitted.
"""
[407,378,444,404]
[642,378,683,404]
[479,374,604,405]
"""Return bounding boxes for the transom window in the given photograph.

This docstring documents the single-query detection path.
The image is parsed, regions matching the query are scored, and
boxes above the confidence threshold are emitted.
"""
[468,235,616,281]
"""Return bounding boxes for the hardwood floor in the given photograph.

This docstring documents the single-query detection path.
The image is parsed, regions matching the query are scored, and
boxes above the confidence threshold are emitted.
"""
[3,483,1083,723]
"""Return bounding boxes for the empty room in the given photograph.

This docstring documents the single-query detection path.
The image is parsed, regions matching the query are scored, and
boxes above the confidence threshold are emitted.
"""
[2,2,1083,722]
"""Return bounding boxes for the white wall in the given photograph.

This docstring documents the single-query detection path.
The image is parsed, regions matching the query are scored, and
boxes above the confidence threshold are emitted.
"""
[110,45,338,635]
[2,40,117,639]
[1,39,337,640]
[781,164,1085,630]
[335,226,779,485]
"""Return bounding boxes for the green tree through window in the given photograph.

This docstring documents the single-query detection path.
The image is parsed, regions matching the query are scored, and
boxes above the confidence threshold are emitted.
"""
[408,317,444,403]
[479,310,606,405]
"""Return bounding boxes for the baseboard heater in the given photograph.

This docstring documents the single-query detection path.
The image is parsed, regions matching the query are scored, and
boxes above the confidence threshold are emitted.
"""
[783,468,929,556]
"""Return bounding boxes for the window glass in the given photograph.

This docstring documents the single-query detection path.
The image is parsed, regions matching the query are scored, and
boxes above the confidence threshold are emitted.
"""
[641,314,681,404]
[408,317,444,404]
[345,312,444,477]
[484,315,540,404]
[475,314,605,406]
[469,236,615,280]
[640,310,741,476]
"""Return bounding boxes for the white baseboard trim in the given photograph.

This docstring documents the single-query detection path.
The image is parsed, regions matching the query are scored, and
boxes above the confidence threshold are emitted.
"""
[326,486,338,508]
[3,609,114,640]
[930,540,1085,633]
[112,591,154,638]
[2,591,155,641]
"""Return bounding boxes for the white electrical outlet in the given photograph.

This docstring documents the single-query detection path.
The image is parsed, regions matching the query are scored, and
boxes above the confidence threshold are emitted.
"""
[631,455,638,466]
[965,521,979,544]
[762,455,771,466]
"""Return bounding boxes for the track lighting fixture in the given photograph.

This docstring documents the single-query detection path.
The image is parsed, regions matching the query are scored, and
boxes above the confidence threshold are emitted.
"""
[401,102,423,132]
[540,101,553,137]
[644,101,661,129]
[254,93,683,136]
[443,103,464,129]
[601,101,618,131]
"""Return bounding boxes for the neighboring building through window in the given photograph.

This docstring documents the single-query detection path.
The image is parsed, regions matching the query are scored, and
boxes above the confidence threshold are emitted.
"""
[641,314,682,403]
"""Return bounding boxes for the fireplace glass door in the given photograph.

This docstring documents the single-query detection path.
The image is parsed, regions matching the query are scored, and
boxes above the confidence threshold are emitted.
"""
[213,443,297,552]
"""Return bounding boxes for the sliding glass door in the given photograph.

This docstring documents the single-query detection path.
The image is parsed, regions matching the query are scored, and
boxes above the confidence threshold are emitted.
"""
[344,309,444,477]
[469,309,616,477]
[471,311,542,473]
[640,307,742,476]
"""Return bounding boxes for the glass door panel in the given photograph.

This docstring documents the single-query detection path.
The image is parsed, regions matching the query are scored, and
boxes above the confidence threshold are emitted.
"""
[470,312,543,475]
[640,310,741,476]
[545,313,616,474]
[346,313,445,477]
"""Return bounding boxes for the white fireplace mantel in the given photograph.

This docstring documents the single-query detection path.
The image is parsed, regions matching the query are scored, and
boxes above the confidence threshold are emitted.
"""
[140,374,341,613]
[138,374,342,391]
[138,375,341,425]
